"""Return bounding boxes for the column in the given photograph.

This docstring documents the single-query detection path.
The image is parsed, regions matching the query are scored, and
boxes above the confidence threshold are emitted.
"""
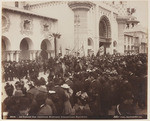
[46,50,51,59]
[6,51,10,61]
[32,50,36,60]
[29,51,33,60]
[15,51,21,62]
[34,50,41,61]
[29,50,36,60]
[9,51,15,61]
[36,50,41,57]
[117,16,128,54]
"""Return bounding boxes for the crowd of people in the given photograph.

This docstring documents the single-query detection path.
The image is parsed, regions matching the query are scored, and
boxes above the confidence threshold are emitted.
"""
[2,53,147,118]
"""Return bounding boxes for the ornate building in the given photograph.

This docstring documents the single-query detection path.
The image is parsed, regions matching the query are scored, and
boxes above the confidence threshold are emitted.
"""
[2,1,145,62]
[124,15,148,54]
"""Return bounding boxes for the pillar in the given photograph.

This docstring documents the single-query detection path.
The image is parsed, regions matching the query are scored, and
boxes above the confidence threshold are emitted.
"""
[29,50,36,60]
[68,1,93,55]
[6,51,10,61]
[9,51,15,61]
[32,50,36,60]
[15,51,21,62]
[117,16,128,54]
[46,50,51,59]
[29,51,32,60]
[36,50,41,57]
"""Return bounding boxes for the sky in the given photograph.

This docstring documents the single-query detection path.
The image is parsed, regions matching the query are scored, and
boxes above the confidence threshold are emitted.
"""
[127,0,148,29]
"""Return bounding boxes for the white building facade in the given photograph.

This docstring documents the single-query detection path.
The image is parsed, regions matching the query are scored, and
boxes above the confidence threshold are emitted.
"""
[124,16,148,54]
[2,1,132,62]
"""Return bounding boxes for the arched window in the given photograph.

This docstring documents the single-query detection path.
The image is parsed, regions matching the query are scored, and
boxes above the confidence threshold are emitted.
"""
[15,2,19,7]
[88,39,91,46]
[99,15,111,39]
[128,45,130,50]
[124,45,126,50]
[88,38,93,46]
[113,41,117,47]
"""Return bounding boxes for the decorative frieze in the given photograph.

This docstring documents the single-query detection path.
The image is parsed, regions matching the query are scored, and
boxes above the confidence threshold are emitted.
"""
[99,6,111,19]
[2,12,10,33]
[40,18,53,38]
[29,1,67,10]
[20,14,33,35]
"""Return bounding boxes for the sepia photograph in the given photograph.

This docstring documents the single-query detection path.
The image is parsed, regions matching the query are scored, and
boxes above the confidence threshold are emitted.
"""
[1,0,149,119]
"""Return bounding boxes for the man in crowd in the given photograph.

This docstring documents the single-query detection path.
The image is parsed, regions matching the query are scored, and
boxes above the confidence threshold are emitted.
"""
[2,53,147,118]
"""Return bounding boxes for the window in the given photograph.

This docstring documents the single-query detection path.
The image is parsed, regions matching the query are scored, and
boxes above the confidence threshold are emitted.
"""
[124,45,126,50]
[15,1,19,7]
[113,41,117,47]
[88,38,93,46]
[128,45,130,50]
[113,49,117,54]
[126,23,129,29]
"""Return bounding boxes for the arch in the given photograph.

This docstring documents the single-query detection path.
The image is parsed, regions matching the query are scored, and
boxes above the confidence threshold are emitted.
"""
[99,15,111,54]
[87,38,94,46]
[40,39,52,60]
[41,39,52,50]
[124,45,126,50]
[20,37,33,50]
[113,41,117,47]
[20,37,33,60]
[128,45,130,50]
[2,36,11,50]
[99,15,111,39]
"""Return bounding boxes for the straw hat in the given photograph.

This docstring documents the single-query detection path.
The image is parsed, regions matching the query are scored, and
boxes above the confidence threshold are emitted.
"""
[61,84,70,89]
[48,90,56,94]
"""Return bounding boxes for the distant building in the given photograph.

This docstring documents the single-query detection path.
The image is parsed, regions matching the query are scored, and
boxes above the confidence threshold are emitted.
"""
[124,15,148,54]
[1,1,147,62]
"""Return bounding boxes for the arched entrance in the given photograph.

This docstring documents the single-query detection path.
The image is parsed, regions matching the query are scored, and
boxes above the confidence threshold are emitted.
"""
[99,15,111,54]
[2,36,11,61]
[40,39,52,60]
[20,38,33,60]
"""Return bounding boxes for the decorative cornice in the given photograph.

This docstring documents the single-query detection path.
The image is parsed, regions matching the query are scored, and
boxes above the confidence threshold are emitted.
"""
[29,1,67,10]
[40,18,53,37]
[116,16,128,23]
[68,1,94,11]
